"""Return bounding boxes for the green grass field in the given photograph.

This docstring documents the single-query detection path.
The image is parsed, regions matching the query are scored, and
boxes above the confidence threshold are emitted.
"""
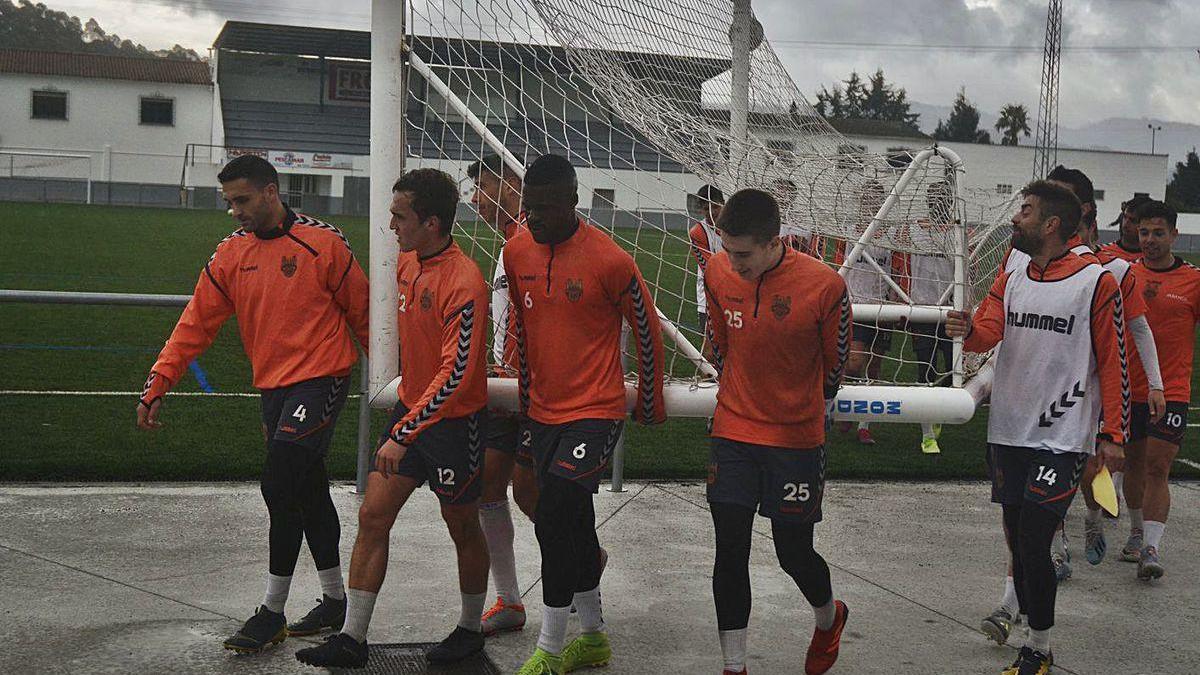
[1,201,1197,482]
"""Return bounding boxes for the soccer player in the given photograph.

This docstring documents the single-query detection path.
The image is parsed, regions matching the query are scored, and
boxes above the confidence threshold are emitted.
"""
[507,154,665,675]
[836,180,908,445]
[1074,207,1165,567]
[465,154,540,635]
[689,184,726,333]
[1120,200,1199,580]
[947,180,1128,675]
[295,169,491,667]
[703,189,851,675]
[136,155,368,652]
[1099,194,1152,263]
[908,180,956,455]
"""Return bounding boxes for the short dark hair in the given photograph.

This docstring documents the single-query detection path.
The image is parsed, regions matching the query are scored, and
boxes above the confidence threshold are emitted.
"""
[1131,199,1178,228]
[525,154,576,187]
[1021,179,1082,241]
[1123,193,1152,213]
[696,184,724,204]
[218,155,278,189]
[716,188,780,242]
[1046,165,1095,206]
[392,168,459,235]
[466,154,521,183]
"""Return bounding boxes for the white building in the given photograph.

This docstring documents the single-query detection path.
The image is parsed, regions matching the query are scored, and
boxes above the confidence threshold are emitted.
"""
[0,48,213,202]
[0,26,1173,227]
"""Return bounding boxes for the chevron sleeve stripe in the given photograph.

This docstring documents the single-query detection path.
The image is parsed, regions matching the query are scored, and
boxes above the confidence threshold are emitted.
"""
[391,300,476,444]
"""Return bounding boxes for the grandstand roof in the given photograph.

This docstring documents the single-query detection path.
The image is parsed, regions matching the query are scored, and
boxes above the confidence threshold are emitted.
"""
[212,21,729,81]
[0,49,211,85]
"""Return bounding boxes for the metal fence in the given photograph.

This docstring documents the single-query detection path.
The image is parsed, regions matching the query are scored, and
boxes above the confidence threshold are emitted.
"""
[0,289,375,493]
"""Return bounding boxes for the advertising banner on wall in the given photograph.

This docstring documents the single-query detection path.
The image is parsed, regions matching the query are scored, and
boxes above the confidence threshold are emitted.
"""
[224,148,356,171]
[328,63,370,102]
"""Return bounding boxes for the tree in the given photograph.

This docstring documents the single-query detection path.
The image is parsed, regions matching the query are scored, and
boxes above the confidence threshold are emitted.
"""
[0,0,201,60]
[994,103,1032,146]
[1166,150,1200,213]
[932,88,992,144]
[814,68,920,131]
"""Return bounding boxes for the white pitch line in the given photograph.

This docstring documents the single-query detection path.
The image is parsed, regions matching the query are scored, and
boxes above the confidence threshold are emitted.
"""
[1176,458,1200,471]
[0,390,361,399]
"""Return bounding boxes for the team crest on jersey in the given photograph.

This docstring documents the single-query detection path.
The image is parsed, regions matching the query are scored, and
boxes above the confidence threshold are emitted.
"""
[1144,280,1161,300]
[420,288,433,311]
[566,278,584,302]
[771,294,792,320]
[280,256,297,278]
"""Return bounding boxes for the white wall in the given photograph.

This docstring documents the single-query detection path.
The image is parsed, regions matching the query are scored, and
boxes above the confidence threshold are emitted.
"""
[0,73,214,184]
[843,134,1170,227]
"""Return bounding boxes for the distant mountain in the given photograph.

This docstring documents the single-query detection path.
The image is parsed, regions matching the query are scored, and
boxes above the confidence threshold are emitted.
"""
[910,102,1199,165]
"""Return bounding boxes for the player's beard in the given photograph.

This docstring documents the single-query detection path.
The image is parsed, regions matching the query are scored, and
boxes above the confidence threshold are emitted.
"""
[1011,227,1042,255]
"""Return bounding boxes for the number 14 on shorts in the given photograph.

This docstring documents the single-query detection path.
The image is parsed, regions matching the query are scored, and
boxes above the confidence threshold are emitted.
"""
[1036,465,1057,486]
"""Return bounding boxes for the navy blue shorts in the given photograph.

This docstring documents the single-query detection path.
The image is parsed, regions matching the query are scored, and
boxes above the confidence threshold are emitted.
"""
[987,444,1086,518]
[375,405,486,505]
[707,437,826,523]
[260,375,350,454]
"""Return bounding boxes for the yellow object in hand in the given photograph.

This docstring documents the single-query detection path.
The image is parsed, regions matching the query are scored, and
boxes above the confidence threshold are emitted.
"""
[1092,465,1119,517]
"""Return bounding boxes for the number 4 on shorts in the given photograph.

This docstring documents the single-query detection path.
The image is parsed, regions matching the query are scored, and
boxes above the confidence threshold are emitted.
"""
[292,404,307,422]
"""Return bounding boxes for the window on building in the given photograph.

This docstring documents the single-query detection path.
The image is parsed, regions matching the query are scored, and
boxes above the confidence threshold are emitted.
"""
[1094,189,1105,201]
[591,188,616,210]
[31,90,67,120]
[140,97,174,126]
[996,183,1013,195]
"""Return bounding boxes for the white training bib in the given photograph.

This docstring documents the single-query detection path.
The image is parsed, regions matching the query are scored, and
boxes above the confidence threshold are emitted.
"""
[989,262,1109,454]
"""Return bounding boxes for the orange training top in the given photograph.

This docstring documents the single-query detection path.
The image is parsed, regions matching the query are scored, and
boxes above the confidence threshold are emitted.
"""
[143,208,369,402]
[389,240,490,444]
[1099,239,1142,263]
[503,219,666,425]
[1128,256,1200,403]
[705,247,851,449]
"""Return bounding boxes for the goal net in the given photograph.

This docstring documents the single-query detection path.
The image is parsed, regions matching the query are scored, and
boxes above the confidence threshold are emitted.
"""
[382,0,1018,423]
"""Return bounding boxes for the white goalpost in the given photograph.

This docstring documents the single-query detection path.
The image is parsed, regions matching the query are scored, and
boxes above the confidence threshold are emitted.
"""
[366,0,1018,426]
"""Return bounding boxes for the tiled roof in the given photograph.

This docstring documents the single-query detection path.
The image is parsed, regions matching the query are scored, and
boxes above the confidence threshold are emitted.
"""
[0,49,211,85]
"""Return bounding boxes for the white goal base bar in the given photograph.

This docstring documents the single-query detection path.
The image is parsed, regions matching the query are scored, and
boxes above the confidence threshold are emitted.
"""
[373,377,977,425]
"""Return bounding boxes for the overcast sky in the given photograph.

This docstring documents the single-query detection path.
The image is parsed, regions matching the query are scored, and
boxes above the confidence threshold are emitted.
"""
[48,0,1200,128]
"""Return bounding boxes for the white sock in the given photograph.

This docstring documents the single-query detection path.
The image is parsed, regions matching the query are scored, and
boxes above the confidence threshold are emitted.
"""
[318,566,345,600]
[263,573,291,613]
[1085,508,1103,528]
[479,500,521,604]
[1112,471,1125,500]
[857,421,869,431]
[1000,576,1018,615]
[921,422,935,439]
[1130,508,1145,532]
[1144,521,1165,551]
[1051,524,1068,555]
[341,588,378,643]
[718,628,747,672]
[536,605,571,655]
[812,599,837,631]
[573,587,605,634]
[459,591,487,632]
[1028,627,1051,653]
